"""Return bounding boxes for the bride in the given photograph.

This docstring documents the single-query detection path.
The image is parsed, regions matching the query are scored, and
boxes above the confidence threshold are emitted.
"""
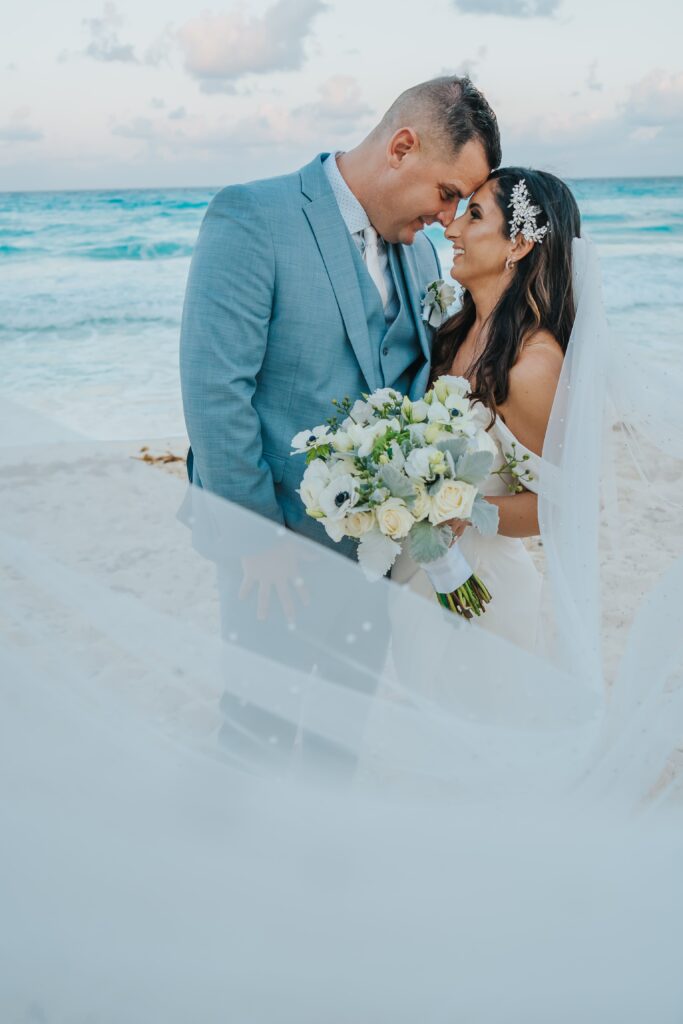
[393,167,582,650]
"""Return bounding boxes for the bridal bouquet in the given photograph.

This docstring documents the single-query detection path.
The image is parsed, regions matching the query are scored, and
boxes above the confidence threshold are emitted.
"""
[291,377,500,618]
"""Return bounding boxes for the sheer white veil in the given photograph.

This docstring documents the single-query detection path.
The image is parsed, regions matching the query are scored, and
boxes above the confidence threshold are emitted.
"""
[538,237,608,684]
[2,236,683,1019]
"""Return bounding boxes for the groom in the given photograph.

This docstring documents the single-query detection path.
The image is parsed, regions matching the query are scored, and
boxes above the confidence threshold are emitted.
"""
[179,76,499,773]
[180,75,500,562]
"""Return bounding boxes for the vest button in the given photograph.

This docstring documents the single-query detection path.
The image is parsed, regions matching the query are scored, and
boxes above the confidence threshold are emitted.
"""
[382,346,389,356]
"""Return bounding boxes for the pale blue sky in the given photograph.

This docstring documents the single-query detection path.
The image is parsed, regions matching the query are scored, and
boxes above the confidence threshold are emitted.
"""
[2,0,682,189]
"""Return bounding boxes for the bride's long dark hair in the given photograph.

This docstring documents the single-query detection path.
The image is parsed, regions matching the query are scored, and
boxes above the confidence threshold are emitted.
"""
[430,167,581,417]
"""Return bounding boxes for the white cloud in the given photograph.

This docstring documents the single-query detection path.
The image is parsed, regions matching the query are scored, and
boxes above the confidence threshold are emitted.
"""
[105,75,371,171]
[452,0,561,16]
[82,2,137,63]
[225,75,373,148]
[503,67,683,176]
[622,70,683,128]
[178,0,328,94]
[447,47,488,80]
[142,27,175,68]
[0,108,43,144]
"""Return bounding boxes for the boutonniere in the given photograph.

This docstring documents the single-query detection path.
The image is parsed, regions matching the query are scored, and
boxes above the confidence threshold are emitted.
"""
[421,279,457,329]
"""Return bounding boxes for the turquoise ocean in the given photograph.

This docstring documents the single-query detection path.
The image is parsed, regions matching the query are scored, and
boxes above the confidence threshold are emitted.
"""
[1,177,681,439]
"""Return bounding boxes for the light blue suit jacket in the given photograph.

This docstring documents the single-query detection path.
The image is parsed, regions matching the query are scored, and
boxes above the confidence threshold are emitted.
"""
[180,154,441,554]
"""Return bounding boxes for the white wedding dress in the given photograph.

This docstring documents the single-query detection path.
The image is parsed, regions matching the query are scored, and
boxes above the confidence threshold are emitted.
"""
[2,240,683,1021]
[391,402,544,650]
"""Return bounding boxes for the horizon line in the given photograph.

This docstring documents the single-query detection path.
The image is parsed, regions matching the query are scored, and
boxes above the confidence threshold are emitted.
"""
[1,172,683,196]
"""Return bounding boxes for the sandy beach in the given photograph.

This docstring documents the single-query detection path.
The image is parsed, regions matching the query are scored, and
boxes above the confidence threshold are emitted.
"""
[134,427,683,685]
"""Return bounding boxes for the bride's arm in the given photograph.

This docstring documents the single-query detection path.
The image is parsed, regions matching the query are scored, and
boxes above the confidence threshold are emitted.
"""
[482,491,539,538]
[483,334,564,539]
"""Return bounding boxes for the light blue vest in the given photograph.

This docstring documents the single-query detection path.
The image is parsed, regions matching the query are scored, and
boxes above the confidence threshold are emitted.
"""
[347,234,425,396]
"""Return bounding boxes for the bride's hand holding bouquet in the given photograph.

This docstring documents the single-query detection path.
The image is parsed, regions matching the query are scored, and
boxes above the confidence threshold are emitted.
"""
[291,376,500,618]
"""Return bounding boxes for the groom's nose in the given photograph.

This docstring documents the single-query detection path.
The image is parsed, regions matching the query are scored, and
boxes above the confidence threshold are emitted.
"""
[445,215,462,240]
[436,199,459,226]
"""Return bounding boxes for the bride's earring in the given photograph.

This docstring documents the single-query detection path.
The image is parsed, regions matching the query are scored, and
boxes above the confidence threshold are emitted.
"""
[505,256,515,271]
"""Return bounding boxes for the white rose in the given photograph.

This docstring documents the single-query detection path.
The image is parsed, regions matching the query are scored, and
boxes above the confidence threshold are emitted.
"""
[347,399,373,425]
[428,479,477,525]
[318,474,359,520]
[410,481,431,521]
[405,447,436,481]
[376,497,414,540]
[436,281,457,308]
[368,387,400,410]
[344,510,375,539]
[298,458,331,512]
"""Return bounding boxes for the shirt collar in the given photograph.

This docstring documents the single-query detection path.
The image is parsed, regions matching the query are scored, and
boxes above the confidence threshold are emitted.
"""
[323,152,371,236]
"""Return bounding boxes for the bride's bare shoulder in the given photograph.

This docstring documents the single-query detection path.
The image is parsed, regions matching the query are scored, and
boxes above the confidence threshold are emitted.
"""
[500,331,564,455]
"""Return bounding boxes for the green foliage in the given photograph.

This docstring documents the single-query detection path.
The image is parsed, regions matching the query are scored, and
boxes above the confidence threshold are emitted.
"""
[305,444,330,466]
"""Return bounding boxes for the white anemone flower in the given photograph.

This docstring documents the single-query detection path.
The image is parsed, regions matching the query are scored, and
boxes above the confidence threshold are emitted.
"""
[298,458,331,511]
[291,425,332,454]
[318,474,359,521]
[427,401,451,425]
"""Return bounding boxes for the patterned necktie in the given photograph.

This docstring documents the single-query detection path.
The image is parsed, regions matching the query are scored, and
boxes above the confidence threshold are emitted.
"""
[361,225,390,311]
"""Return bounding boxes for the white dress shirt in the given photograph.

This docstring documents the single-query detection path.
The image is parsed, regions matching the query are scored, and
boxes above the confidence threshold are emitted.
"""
[323,152,398,320]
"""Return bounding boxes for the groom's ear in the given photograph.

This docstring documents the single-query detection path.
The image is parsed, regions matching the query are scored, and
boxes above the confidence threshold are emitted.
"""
[387,127,419,168]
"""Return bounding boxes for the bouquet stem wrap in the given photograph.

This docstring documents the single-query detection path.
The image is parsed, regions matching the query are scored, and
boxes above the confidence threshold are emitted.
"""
[421,543,493,619]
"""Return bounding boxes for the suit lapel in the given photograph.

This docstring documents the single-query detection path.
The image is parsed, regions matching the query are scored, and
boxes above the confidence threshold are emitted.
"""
[394,243,432,363]
[300,157,378,393]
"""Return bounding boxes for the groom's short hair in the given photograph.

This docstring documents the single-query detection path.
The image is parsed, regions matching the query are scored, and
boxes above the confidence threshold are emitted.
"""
[380,75,501,170]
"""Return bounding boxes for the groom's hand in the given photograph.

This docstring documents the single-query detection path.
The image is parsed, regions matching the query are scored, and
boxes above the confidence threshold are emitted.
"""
[239,541,312,623]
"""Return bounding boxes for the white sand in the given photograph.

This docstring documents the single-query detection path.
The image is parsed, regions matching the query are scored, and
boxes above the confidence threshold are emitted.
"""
[138,430,683,683]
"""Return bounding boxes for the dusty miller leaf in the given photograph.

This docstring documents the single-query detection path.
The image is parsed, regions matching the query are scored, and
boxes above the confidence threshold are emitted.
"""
[357,528,401,581]
[436,437,468,463]
[405,520,452,564]
[455,450,494,485]
[469,495,499,535]
[378,464,415,500]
